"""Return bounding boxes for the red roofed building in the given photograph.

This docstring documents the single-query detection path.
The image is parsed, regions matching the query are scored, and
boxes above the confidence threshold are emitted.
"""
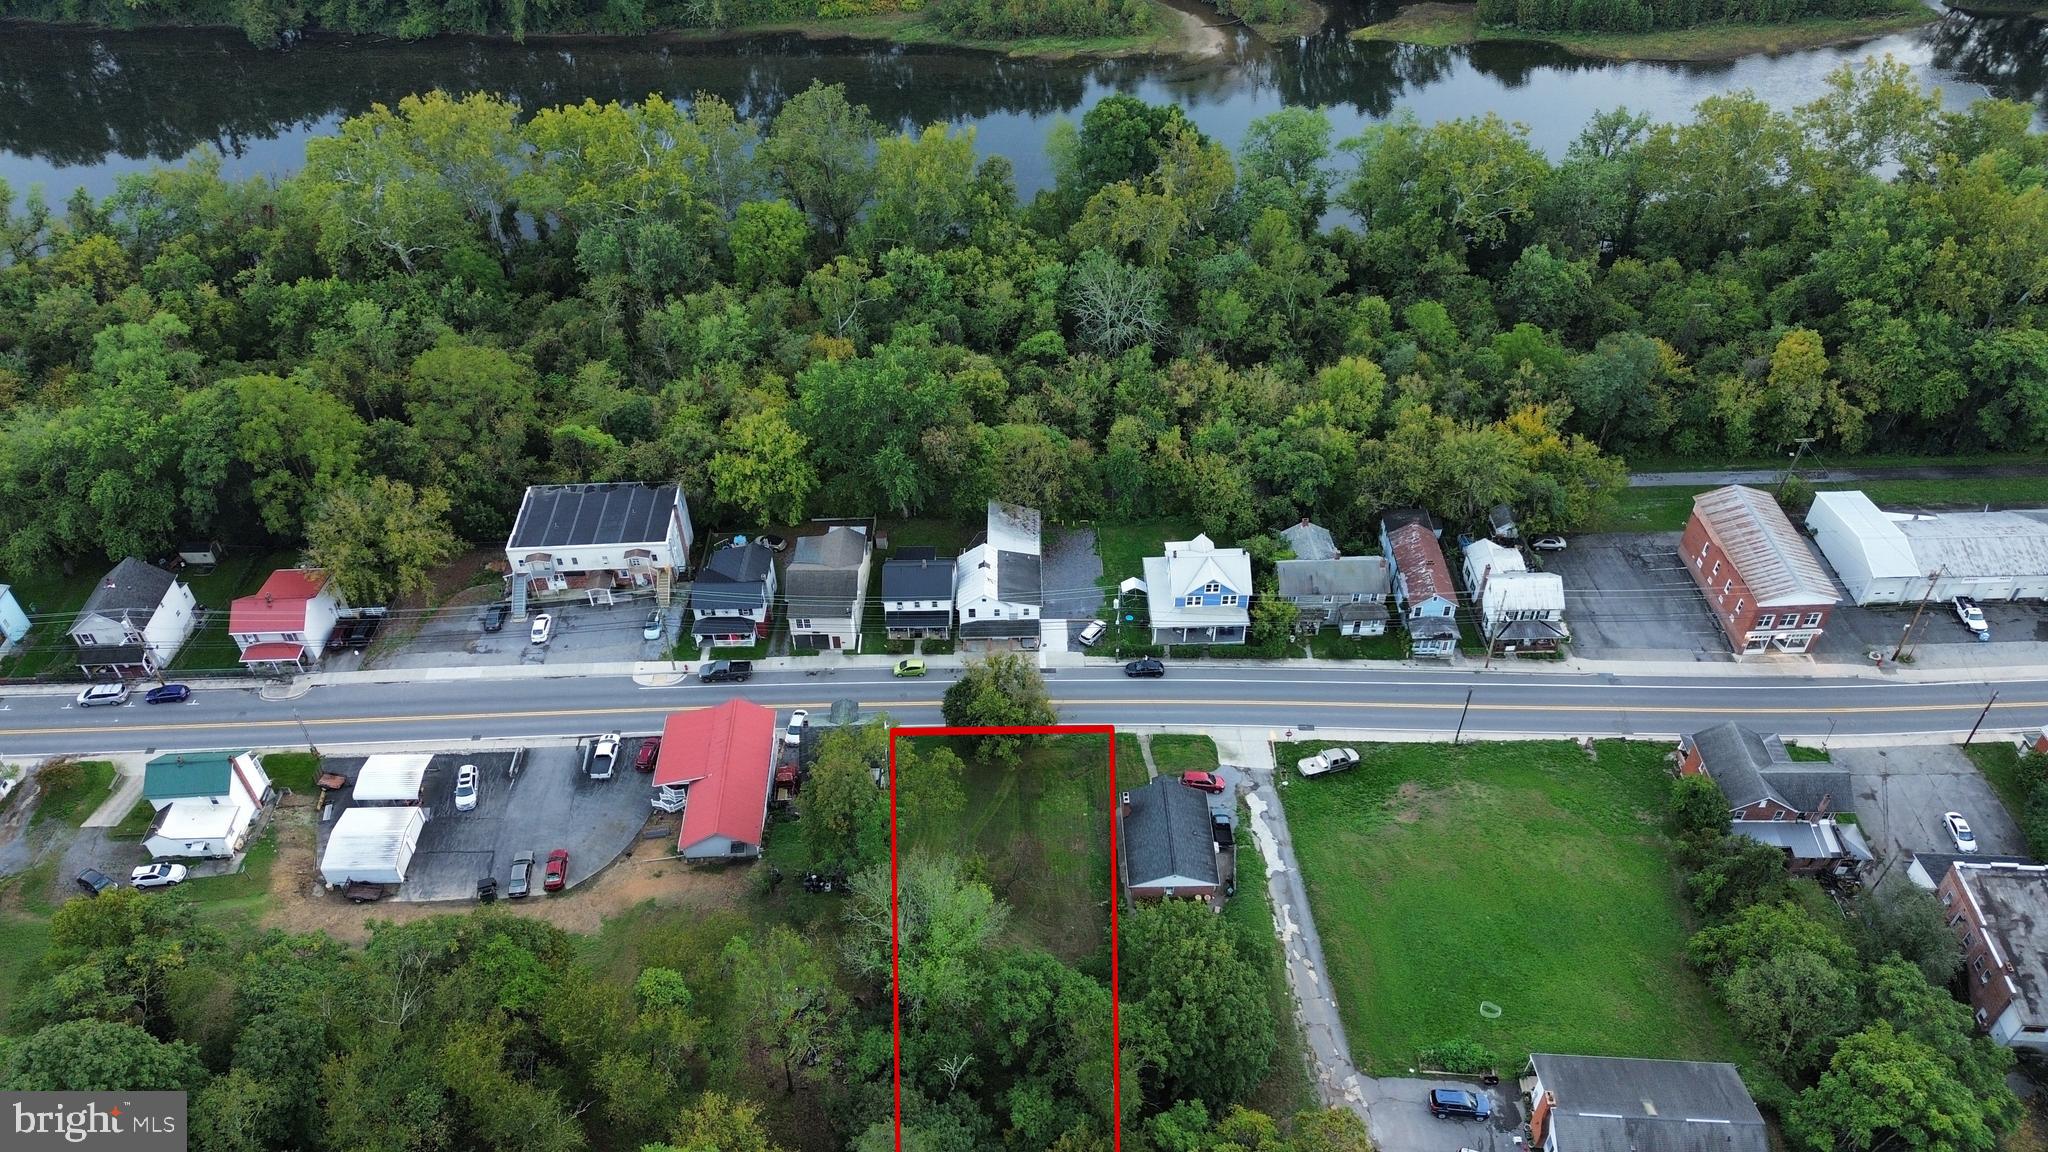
[652,701,777,860]
[1379,511,1459,659]
[229,569,344,671]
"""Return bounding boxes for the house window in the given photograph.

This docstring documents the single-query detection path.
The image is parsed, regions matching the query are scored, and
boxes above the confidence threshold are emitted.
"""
[796,619,811,629]
[1944,892,1956,907]
[1721,579,1733,596]
[1804,612,1823,626]
[1975,956,1987,974]
[1963,930,1975,947]
[1205,581,1221,594]
[1220,595,1239,607]
[968,609,976,618]
[1755,613,1775,629]
[1710,559,1721,578]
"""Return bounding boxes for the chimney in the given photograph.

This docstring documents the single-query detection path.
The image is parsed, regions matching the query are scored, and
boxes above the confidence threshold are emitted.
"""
[1120,791,1132,811]
[1299,517,1310,527]
[264,594,274,607]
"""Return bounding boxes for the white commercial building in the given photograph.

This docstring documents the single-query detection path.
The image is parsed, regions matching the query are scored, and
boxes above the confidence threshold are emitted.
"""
[1807,490,2048,605]
[320,806,426,887]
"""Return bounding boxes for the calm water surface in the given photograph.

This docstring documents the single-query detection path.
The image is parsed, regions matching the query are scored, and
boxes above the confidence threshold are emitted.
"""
[0,1,2042,200]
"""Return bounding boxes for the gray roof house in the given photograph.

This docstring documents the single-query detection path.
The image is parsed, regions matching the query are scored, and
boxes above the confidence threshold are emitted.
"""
[1679,722,1865,878]
[690,542,776,646]
[1526,1053,1766,1152]
[69,558,197,679]
[1279,519,1339,562]
[883,549,956,639]
[785,526,872,651]
[1119,777,1220,901]
[1276,556,1390,636]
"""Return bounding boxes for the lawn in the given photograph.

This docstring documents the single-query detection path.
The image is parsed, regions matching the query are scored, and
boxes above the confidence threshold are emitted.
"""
[169,549,301,673]
[0,567,104,678]
[262,752,323,793]
[1966,743,2039,820]
[903,734,1114,964]
[1224,802,1315,1118]
[1279,739,1750,1073]
[1595,477,2048,533]
[0,914,52,1025]
[1785,743,1833,763]
[108,797,156,840]
[1148,735,1219,777]
[30,760,118,829]
[1309,629,1409,660]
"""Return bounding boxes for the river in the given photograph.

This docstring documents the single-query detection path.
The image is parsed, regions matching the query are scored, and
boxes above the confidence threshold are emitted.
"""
[0,0,2042,201]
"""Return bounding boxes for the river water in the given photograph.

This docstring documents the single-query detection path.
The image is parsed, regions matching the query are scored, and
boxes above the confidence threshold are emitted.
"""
[0,1,2042,201]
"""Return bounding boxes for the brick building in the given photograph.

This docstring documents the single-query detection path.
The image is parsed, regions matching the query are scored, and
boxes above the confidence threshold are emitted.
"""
[1938,860,2048,1050]
[1681,486,1840,655]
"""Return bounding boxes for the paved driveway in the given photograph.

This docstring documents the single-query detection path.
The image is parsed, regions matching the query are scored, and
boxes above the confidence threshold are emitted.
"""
[1833,745,2025,859]
[321,743,656,902]
[1042,527,1104,648]
[1539,534,1730,661]
[373,598,675,671]
[1368,1079,1524,1152]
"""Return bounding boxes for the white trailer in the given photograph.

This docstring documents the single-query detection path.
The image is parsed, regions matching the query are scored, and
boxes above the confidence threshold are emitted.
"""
[321,806,426,887]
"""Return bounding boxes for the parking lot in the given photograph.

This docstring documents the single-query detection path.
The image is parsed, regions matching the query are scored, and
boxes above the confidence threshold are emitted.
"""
[1824,596,2048,664]
[371,595,678,671]
[319,743,658,902]
[1833,745,2025,860]
[1537,534,1732,661]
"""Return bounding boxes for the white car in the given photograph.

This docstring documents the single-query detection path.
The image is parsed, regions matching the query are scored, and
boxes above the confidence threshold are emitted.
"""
[785,709,808,747]
[1531,536,1568,552]
[76,683,130,707]
[643,610,665,641]
[1954,597,1989,639]
[130,863,188,889]
[1945,811,1979,853]
[454,763,480,811]
[530,614,554,645]
[1297,747,1361,777]
[1077,619,1107,648]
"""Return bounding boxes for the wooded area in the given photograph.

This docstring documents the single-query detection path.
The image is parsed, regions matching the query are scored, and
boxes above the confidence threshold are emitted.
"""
[0,60,2042,599]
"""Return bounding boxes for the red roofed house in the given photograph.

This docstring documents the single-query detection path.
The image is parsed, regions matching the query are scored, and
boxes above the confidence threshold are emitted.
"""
[652,700,777,860]
[1380,510,1459,658]
[229,569,344,671]
[1682,486,1841,655]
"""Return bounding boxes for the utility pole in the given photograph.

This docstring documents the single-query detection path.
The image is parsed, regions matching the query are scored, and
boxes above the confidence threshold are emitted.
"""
[1453,688,1475,745]
[1778,437,1816,498]
[293,708,320,758]
[1892,568,1944,664]
[1966,690,2001,746]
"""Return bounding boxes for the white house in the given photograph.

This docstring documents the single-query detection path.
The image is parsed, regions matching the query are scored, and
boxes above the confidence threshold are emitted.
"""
[229,568,344,671]
[69,558,197,679]
[957,501,1043,648]
[785,526,872,651]
[320,806,426,887]
[504,482,693,617]
[1463,539,1568,655]
[1143,534,1253,645]
[140,750,273,860]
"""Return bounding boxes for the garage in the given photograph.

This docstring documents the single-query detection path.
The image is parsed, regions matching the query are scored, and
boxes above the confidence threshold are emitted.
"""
[1808,490,2048,604]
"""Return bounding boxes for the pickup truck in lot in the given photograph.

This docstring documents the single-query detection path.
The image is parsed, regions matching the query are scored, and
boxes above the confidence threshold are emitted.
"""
[586,732,621,780]
[698,660,754,683]
[1297,747,1361,778]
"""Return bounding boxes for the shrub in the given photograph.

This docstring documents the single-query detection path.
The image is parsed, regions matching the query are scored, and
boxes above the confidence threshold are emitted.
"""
[1417,1038,1498,1074]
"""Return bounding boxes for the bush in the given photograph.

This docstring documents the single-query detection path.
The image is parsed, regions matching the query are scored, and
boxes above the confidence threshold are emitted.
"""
[1671,773,1732,845]
[1417,1038,1498,1074]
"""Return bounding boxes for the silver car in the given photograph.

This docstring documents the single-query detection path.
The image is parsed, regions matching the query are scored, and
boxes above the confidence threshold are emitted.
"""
[76,683,130,707]
[508,851,535,897]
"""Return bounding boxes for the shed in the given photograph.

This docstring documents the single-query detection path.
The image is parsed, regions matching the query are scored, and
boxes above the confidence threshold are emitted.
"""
[320,806,425,886]
[352,754,432,803]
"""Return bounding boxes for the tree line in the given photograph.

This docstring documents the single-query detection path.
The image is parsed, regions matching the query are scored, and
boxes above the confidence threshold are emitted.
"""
[1475,0,1892,34]
[1670,773,2019,1152]
[0,62,2042,604]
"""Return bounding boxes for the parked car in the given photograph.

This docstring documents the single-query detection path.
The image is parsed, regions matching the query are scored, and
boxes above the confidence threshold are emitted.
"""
[635,738,662,772]
[454,763,480,811]
[1954,597,1989,640]
[1212,810,1235,848]
[143,683,191,704]
[1180,771,1226,794]
[508,851,535,898]
[758,534,788,552]
[0,775,16,804]
[544,849,569,892]
[1531,536,1568,552]
[130,863,188,889]
[76,683,130,707]
[643,610,665,641]
[1297,747,1361,777]
[75,868,117,896]
[894,658,927,677]
[1077,619,1107,648]
[481,603,510,632]
[530,614,554,645]
[1124,658,1166,678]
[784,710,808,747]
[698,660,753,683]
[589,733,621,780]
[1428,1088,1491,1121]
[1946,811,1979,853]
[328,613,384,650]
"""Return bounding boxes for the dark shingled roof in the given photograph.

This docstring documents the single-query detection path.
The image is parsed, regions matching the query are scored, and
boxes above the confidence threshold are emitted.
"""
[1686,722,1795,811]
[76,558,176,626]
[1760,769,1848,817]
[1531,1053,1766,1152]
[508,483,679,550]
[1121,777,1219,891]
[886,611,953,628]
[1277,557,1390,600]
[959,618,1040,639]
[692,543,772,614]
[77,643,150,666]
[883,557,955,601]
[995,551,1041,603]
[784,527,869,615]
[690,615,759,638]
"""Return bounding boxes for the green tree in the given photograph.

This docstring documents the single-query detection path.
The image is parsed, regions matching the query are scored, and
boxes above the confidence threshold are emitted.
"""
[305,475,461,606]
[1787,1022,1998,1152]
[941,653,1058,763]
[1858,885,1961,986]
[648,1092,789,1152]
[1722,947,1860,1077]
[710,406,815,526]
[0,1019,205,1090]
[730,199,813,290]
[724,926,846,1094]
[1120,899,1273,1110]
[846,855,1008,1021]
[228,372,366,536]
[760,82,879,245]
[1670,773,1731,845]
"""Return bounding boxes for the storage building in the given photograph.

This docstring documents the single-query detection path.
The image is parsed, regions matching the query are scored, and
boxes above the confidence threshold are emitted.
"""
[320,806,426,887]
[352,754,431,804]
[1805,491,1924,604]
[1807,490,2048,604]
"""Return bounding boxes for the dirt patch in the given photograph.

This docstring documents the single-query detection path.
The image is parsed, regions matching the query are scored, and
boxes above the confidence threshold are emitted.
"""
[1173,6,1227,57]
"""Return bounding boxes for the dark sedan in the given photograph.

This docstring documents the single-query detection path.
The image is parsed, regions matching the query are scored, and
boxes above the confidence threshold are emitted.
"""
[1124,658,1166,678]
[143,683,191,704]
[481,603,510,632]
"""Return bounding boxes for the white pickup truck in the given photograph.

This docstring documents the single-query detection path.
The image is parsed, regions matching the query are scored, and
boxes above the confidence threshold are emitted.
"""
[587,732,622,780]
[1296,747,1361,778]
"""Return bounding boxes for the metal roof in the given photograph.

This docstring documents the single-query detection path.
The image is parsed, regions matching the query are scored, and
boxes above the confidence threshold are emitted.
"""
[1900,511,2048,579]
[229,569,331,635]
[1277,557,1389,599]
[507,483,679,550]
[353,754,431,802]
[1530,1053,1765,1152]
[144,752,235,802]
[1386,523,1455,604]
[321,806,425,882]
[985,501,1042,556]
[1806,491,1920,581]
[1691,486,1839,608]
[655,701,776,852]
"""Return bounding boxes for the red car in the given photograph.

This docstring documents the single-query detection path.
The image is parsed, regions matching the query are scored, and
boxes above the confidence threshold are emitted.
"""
[544,849,569,892]
[1181,771,1226,794]
[634,738,661,772]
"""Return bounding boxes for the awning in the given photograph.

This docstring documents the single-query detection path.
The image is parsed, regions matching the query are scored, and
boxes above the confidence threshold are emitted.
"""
[885,611,952,628]
[240,642,305,662]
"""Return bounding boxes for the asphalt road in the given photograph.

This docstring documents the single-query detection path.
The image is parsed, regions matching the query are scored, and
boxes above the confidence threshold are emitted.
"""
[5,666,2046,758]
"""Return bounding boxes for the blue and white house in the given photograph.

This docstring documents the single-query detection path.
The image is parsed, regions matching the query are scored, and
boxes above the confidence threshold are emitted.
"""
[1142,534,1253,645]
[0,584,29,656]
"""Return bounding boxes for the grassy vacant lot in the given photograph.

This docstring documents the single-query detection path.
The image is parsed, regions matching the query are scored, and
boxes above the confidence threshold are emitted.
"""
[905,735,1114,963]
[1595,476,2048,533]
[1280,739,1748,1072]
[0,567,103,678]
[1966,743,2038,820]
[262,752,323,793]
[30,760,118,829]
[1149,734,1220,777]
[0,914,52,1024]
[1310,629,1409,660]
[1351,0,1932,61]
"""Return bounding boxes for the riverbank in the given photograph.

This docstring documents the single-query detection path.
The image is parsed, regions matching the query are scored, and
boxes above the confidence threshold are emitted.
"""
[1350,0,1938,62]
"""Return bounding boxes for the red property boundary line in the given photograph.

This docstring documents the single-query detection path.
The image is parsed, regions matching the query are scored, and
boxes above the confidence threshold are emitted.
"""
[888,724,1121,1152]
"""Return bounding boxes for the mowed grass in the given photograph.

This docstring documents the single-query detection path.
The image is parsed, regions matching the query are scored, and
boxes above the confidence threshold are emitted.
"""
[1148,735,1219,777]
[905,734,1114,964]
[262,752,323,794]
[1280,739,1747,1072]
